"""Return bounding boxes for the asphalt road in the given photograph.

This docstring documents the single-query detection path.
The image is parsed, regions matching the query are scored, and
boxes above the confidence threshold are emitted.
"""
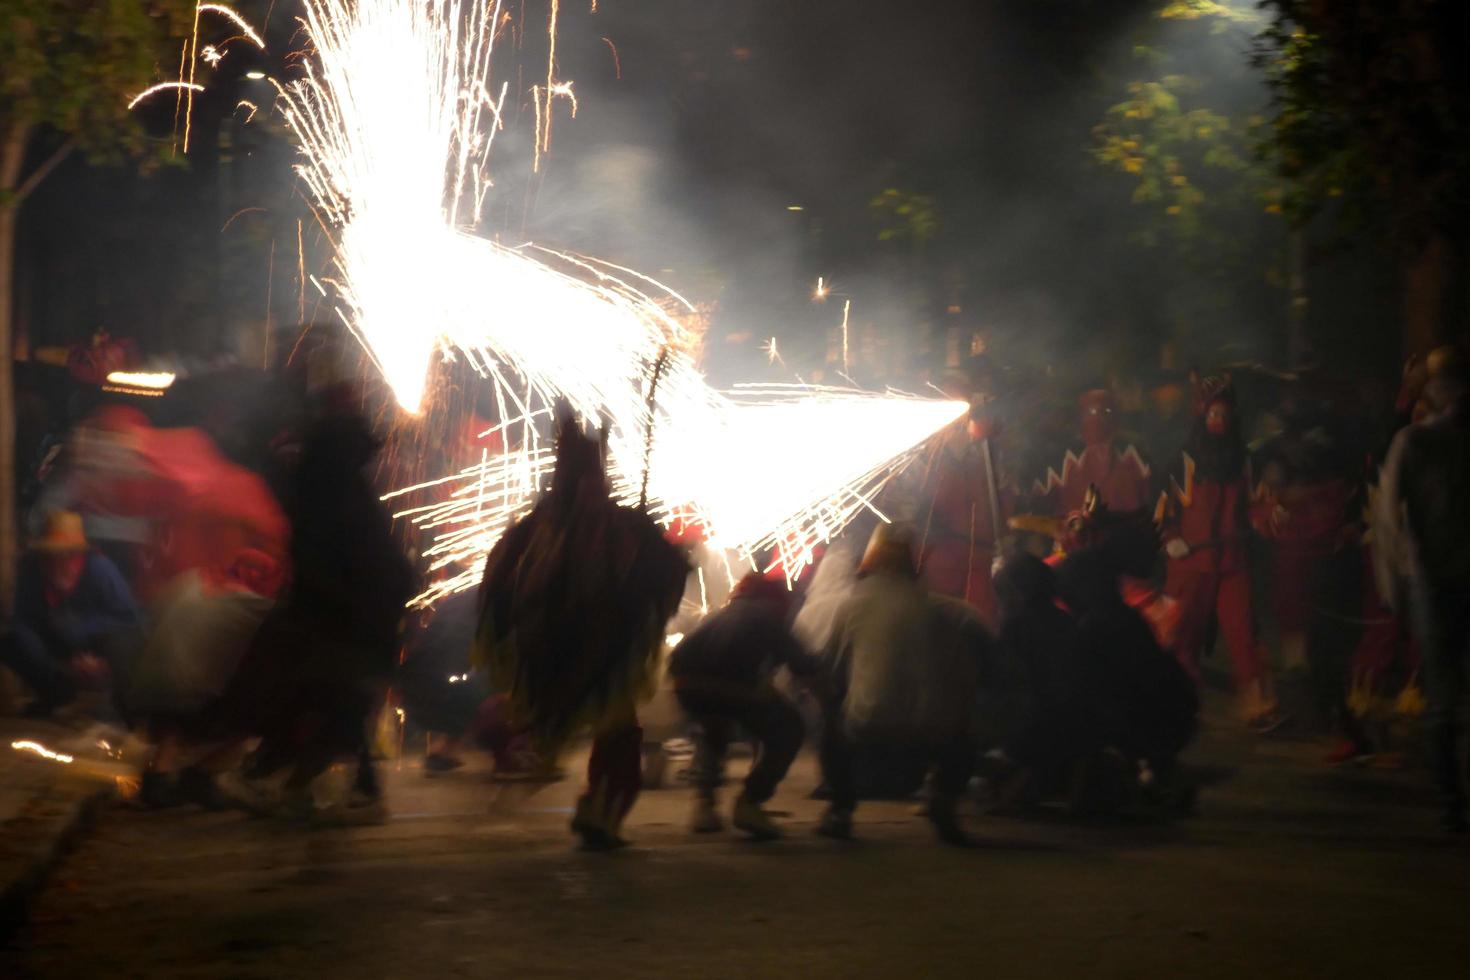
[3,719,1468,979]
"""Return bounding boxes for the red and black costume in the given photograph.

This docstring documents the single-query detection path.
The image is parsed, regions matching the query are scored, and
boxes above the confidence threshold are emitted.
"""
[1156,375,1279,722]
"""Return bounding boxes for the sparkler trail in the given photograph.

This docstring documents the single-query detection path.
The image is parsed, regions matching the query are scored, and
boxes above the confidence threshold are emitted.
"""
[128,81,206,111]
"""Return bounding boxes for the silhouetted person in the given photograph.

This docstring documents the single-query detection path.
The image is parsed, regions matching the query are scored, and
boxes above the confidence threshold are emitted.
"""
[668,572,821,839]
[1377,352,1470,832]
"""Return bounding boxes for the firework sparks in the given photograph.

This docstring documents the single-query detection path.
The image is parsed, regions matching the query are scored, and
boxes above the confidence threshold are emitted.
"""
[128,81,206,110]
[840,299,853,375]
[171,0,966,602]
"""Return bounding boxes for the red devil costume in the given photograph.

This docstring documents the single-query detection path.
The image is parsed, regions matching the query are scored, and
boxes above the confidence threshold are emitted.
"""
[1034,389,1151,515]
[1156,375,1281,726]
[474,412,689,849]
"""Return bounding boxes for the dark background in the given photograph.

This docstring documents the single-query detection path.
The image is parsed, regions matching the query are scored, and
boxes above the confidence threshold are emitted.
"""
[12,0,1398,390]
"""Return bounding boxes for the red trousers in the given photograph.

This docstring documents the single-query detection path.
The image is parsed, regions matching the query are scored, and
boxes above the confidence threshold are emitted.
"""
[1166,567,1265,692]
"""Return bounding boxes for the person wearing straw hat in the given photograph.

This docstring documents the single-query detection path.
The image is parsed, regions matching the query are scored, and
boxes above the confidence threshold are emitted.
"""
[1,511,141,718]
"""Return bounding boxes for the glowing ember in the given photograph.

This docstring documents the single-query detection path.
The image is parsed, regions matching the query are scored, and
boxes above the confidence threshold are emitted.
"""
[105,371,177,390]
[11,740,75,765]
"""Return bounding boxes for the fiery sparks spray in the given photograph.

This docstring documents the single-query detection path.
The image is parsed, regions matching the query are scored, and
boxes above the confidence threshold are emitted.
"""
[140,1,967,601]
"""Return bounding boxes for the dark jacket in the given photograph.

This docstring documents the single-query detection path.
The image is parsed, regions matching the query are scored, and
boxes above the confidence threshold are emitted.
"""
[1378,405,1470,596]
[668,595,819,688]
[13,551,141,654]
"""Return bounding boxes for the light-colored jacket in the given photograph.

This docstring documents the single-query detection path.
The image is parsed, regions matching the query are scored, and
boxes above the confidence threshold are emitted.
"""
[826,571,984,743]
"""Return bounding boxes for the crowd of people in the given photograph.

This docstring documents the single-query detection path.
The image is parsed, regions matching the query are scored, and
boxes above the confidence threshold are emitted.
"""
[2,338,1466,842]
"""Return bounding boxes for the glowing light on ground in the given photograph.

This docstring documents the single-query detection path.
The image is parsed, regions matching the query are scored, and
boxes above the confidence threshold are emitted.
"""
[11,740,75,765]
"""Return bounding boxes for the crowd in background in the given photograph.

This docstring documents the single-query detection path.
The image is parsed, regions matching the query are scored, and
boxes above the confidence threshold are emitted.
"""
[2,330,1466,840]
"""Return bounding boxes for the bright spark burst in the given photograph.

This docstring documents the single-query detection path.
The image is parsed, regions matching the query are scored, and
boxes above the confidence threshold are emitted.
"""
[210,1,967,602]
[813,276,829,301]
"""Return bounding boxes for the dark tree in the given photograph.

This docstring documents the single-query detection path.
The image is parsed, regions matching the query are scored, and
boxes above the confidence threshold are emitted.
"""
[1256,0,1470,355]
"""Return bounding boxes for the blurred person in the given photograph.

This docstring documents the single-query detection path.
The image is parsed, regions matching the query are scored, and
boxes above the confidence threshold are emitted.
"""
[915,392,1014,631]
[1156,374,1283,730]
[399,590,483,773]
[989,554,1090,807]
[398,590,542,776]
[816,524,990,845]
[1375,351,1470,832]
[1255,400,1370,759]
[1058,543,1198,814]
[1033,389,1151,515]
[474,410,688,850]
[1,511,142,720]
[128,550,280,808]
[221,413,413,823]
[667,572,822,839]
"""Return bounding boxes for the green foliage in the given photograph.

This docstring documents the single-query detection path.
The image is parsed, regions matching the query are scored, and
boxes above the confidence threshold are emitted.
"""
[1091,2,1282,268]
[867,187,939,247]
[1,0,195,187]
[1254,1,1470,248]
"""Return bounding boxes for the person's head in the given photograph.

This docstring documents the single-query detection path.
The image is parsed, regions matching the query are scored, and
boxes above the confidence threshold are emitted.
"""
[1424,346,1468,417]
[1078,389,1118,447]
[993,553,1056,622]
[858,523,918,579]
[1152,380,1185,420]
[548,406,609,506]
[1197,374,1236,435]
[729,571,794,619]
[32,511,89,595]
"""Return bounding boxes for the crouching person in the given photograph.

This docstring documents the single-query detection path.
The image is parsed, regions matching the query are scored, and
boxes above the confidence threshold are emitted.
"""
[1,511,142,721]
[818,525,989,846]
[668,573,820,840]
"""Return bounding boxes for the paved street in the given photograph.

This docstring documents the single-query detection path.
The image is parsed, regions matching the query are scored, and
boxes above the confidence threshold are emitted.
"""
[3,716,1469,979]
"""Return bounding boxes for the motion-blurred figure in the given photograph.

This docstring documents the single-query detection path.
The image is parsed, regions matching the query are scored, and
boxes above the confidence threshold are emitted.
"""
[398,590,541,776]
[991,554,1090,806]
[667,572,821,839]
[817,525,990,845]
[1376,351,1470,833]
[1157,374,1282,729]
[128,552,279,808]
[914,400,1014,631]
[1,511,142,720]
[475,411,688,850]
[1058,539,1198,814]
[224,413,413,823]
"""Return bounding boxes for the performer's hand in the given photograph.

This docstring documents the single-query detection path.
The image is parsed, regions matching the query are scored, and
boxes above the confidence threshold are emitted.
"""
[1164,538,1191,560]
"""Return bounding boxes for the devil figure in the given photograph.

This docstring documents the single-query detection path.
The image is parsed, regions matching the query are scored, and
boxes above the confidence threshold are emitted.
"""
[1034,389,1152,516]
[1156,374,1284,730]
[473,409,690,849]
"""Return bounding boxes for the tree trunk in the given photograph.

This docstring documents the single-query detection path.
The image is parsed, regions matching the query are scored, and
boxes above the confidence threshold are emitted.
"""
[0,202,16,616]
[1401,232,1455,358]
[1,121,27,616]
